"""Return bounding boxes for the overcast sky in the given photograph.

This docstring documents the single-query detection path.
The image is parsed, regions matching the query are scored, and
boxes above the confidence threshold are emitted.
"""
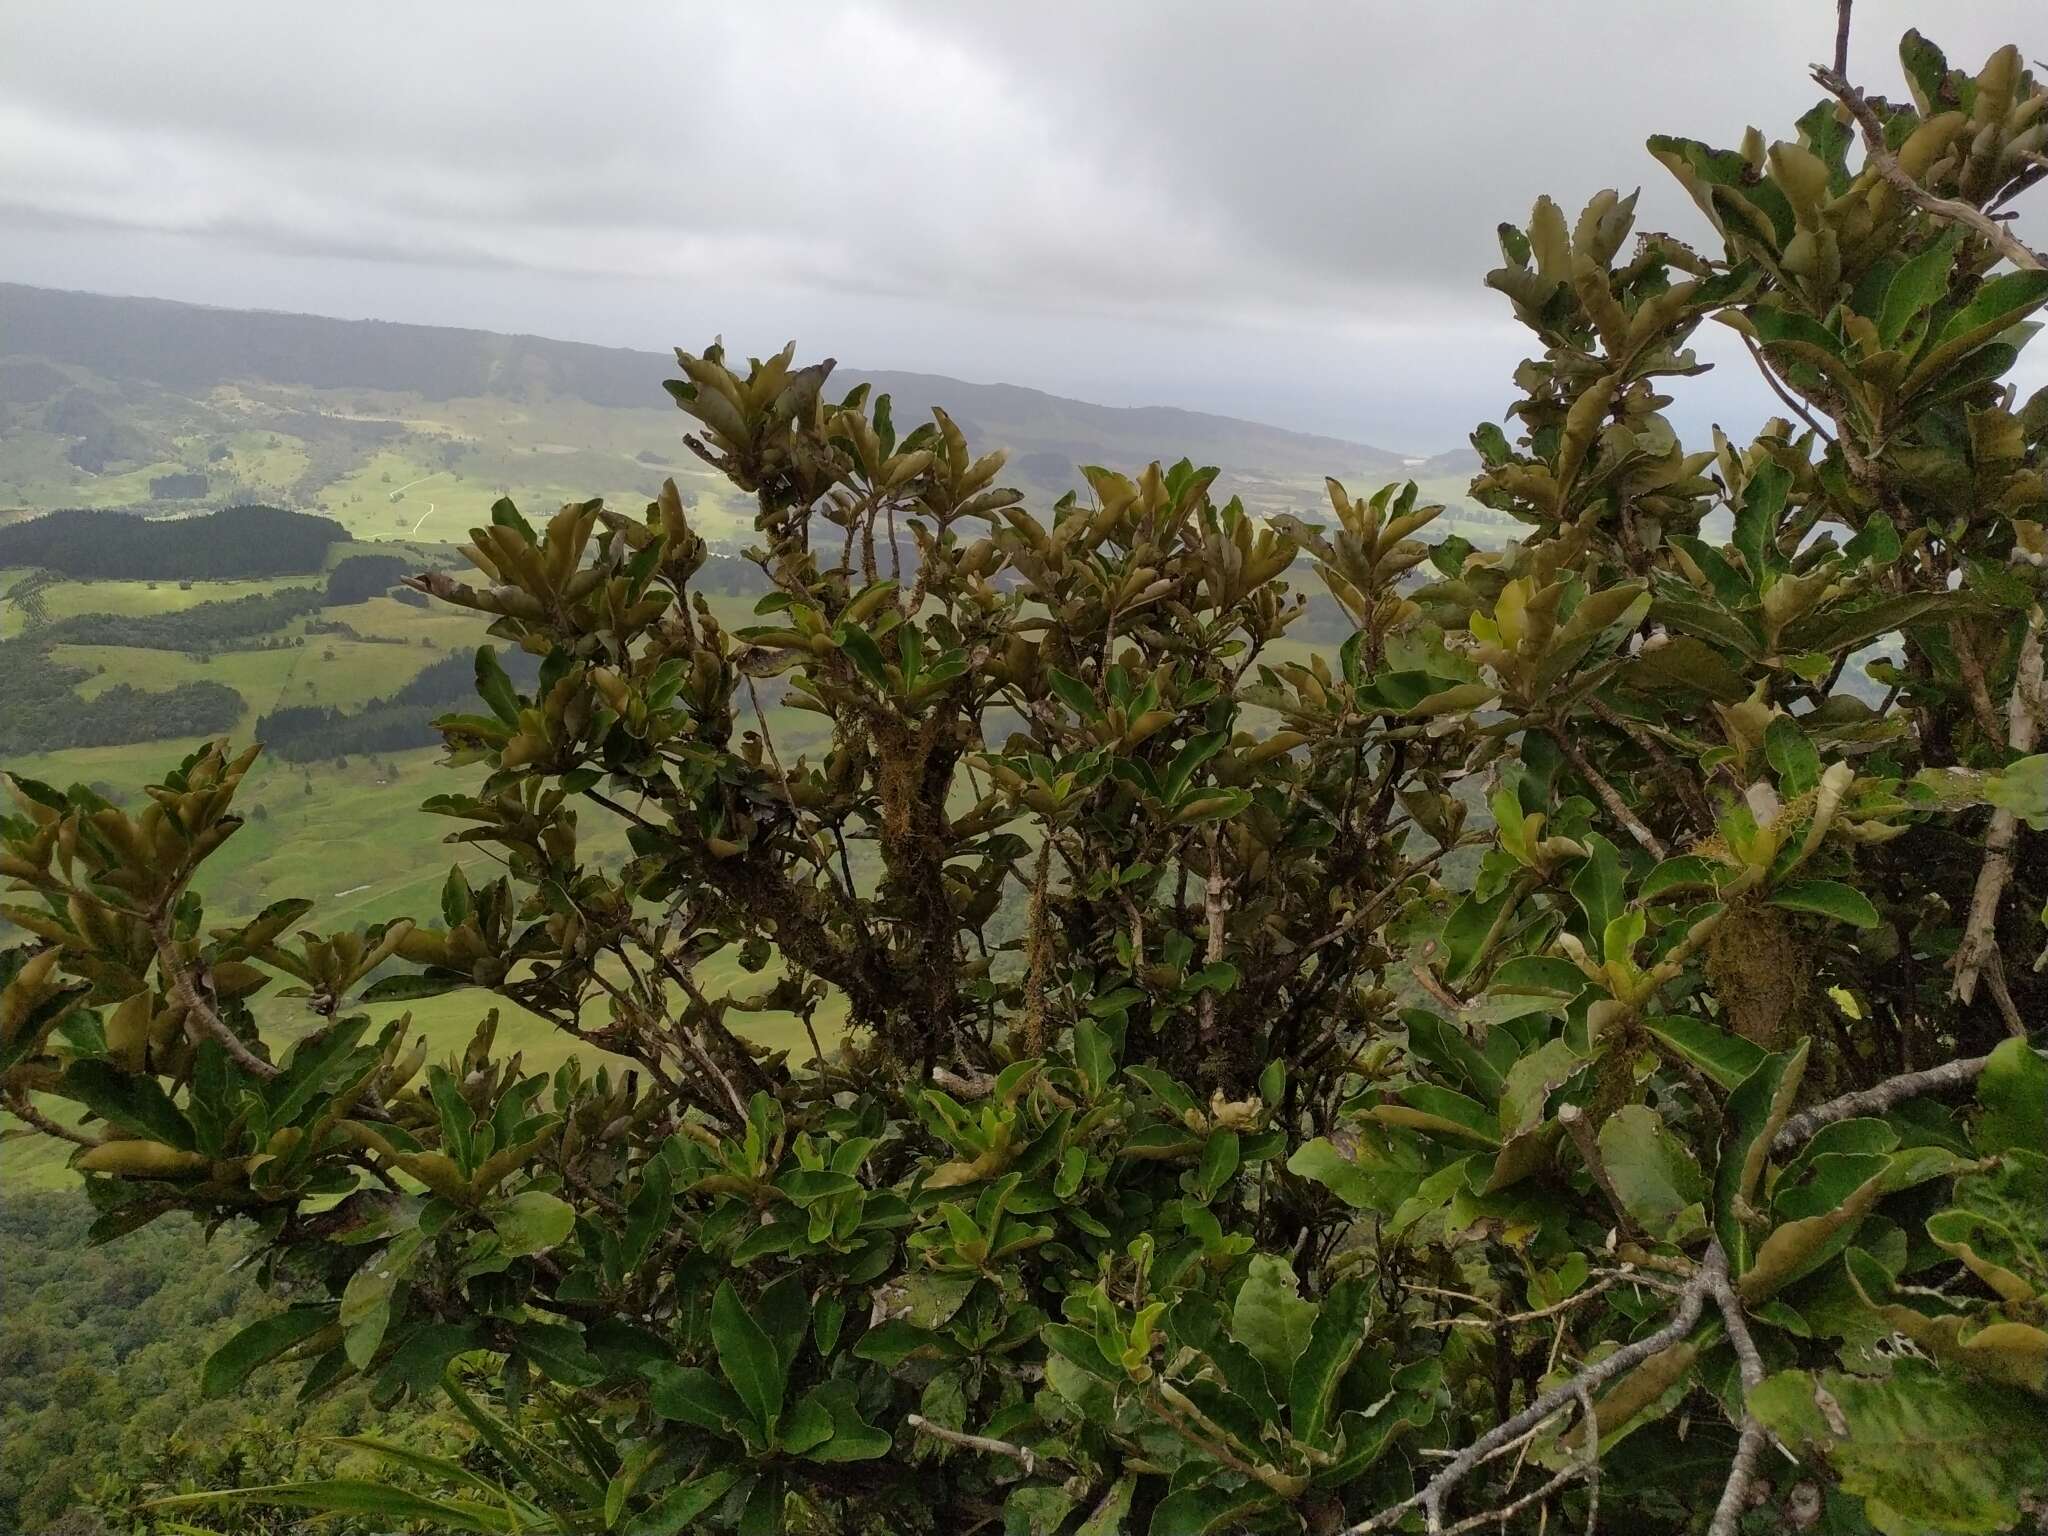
[3,2,2044,453]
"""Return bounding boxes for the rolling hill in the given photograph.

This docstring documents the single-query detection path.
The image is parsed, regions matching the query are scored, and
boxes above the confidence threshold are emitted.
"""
[0,283,1500,540]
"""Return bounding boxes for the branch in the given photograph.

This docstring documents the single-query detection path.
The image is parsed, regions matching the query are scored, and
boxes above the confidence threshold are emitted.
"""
[1559,1104,1646,1245]
[153,918,278,1081]
[4,1092,99,1148]
[1812,65,2045,271]
[1772,1052,2003,1152]
[1197,824,1230,1049]
[906,1414,1037,1477]
[1553,730,1668,859]
[1584,695,1717,835]
[1741,333,1836,445]
[1955,602,2044,1015]
[1342,1246,1724,1534]
[1832,0,1852,79]
[1705,1257,1772,1536]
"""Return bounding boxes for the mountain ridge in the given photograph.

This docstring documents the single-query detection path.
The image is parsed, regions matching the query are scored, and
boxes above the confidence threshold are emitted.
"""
[0,282,1415,479]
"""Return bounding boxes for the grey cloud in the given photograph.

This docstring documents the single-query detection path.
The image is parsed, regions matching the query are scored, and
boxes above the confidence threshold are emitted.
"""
[0,1,2042,449]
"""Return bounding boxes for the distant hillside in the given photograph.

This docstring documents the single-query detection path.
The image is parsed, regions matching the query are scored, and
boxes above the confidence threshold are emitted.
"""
[0,284,1412,491]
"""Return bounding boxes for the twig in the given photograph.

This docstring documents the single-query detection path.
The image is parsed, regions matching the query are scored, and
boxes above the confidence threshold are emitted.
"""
[153,917,278,1080]
[905,1414,1037,1476]
[1812,65,2045,271]
[1705,1260,1772,1536]
[3,1093,99,1148]
[1431,1386,1602,1536]
[1416,1275,1627,1331]
[1149,1382,1305,1499]
[1410,959,1467,1015]
[1583,695,1717,835]
[1558,1105,1646,1245]
[1578,1381,1602,1534]
[652,949,775,1097]
[1832,0,1852,79]
[1741,334,1836,445]
[1341,1246,1723,1534]
[1198,824,1229,1050]
[683,1026,750,1126]
[1553,731,1668,859]
[1955,604,2044,1015]
[1772,1052,2003,1152]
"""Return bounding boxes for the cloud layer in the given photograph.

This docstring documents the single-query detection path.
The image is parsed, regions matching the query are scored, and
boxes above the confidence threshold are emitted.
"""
[3,2,2042,448]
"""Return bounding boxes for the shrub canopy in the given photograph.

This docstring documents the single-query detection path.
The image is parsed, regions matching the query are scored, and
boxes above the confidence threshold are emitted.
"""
[4,24,2047,1536]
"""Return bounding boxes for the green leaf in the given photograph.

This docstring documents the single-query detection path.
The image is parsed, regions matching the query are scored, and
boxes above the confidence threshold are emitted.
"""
[1768,879,1879,928]
[340,1231,420,1371]
[1640,855,1722,900]
[1740,1162,1891,1303]
[1842,512,1900,565]
[1231,1253,1318,1382]
[1598,1105,1707,1242]
[1371,1083,1500,1146]
[373,1322,488,1401]
[1734,461,1791,580]
[487,1190,575,1257]
[645,1363,745,1431]
[359,971,465,1002]
[1288,1276,1370,1446]
[1498,1037,1584,1135]
[1717,1041,1809,1270]
[509,1321,602,1388]
[1643,1015,1767,1092]
[1286,1136,1427,1213]
[1147,1485,1278,1536]
[1047,667,1100,718]
[1075,1476,1136,1536]
[146,1481,514,1531]
[325,1434,540,1517]
[1905,268,2048,396]
[779,1392,835,1456]
[426,1064,475,1173]
[799,1379,891,1461]
[1984,753,2048,828]
[1195,1130,1240,1199]
[1764,717,1821,798]
[1041,1323,1120,1381]
[1162,730,1227,802]
[627,1470,741,1535]
[1437,885,1514,986]
[1073,1018,1113,1095]
[474,646,522,726]
[1974,1038,2048,1158]
[712,1280,786,1435]
[59,1060,196,1150]
[1647,596,1764,659]
[202,1307,336,1399]
[1781,590,1984,656]
[1005,1485,1078,1536]
[1750,1366,2048,1534]
[837,624,890,689]
[1401,1009,1506,1099]
[264,1016,370,1127]
[1879,226,1960,347]
[1569,833,1626,944]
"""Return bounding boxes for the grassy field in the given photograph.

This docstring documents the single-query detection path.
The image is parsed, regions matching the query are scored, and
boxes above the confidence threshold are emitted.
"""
[0,725,845,1194]
[0,570,315,639]
[0,573,842,1192]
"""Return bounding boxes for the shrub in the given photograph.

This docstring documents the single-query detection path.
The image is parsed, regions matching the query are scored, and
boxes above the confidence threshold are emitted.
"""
[3,24,2046,1536]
